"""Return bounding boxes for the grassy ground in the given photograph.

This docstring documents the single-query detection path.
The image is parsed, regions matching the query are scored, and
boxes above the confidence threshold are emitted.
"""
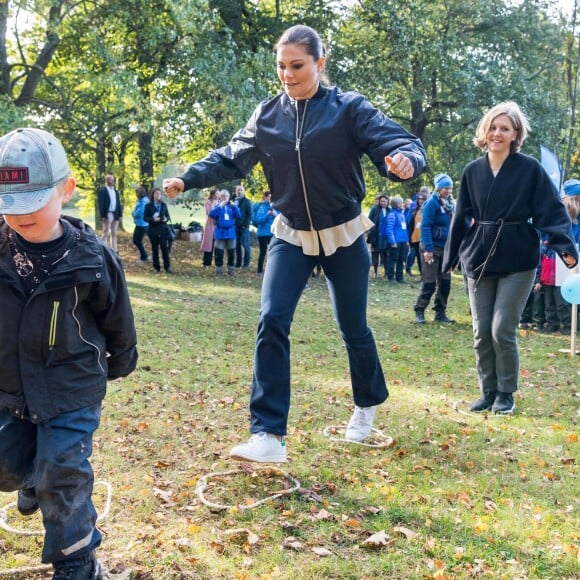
[0,233,578,579]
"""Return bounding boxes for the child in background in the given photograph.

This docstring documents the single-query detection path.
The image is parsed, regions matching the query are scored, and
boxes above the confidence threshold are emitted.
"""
[539,235,572,334]
[519,252,545,330]
[0,128,138,579]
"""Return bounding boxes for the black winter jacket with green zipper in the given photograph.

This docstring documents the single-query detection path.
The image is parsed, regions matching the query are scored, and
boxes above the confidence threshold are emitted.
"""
[0,216,138,423]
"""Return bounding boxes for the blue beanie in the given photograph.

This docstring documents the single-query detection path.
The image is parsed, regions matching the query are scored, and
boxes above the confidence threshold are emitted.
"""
[434,173,453,190]
[563,179,580,196]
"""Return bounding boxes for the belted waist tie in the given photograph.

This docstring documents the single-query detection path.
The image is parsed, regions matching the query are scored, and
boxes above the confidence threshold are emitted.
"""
[472,219,528,290]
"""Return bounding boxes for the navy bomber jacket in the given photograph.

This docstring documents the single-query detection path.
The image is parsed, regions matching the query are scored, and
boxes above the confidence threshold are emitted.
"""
[179,84,426,232]
[0,216,138,422]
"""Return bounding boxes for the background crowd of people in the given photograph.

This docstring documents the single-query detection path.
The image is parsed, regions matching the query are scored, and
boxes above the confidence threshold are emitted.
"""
[121,166,580,342]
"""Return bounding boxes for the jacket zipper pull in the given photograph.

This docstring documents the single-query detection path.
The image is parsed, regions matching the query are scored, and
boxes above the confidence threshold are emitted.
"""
[295,138,300,151]
[47,300,59,367]
[46,347,55,367]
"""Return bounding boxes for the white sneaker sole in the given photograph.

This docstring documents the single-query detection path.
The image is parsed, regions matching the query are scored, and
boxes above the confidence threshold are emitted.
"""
[229,449,287,463]
[345,431,371,443]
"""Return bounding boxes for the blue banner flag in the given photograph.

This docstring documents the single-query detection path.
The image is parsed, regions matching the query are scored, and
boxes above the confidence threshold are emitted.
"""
[540,145,563,195]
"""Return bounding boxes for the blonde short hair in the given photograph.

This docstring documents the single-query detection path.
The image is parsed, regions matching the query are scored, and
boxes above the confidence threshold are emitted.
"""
[563,195,580,223]
[473,101,530,153]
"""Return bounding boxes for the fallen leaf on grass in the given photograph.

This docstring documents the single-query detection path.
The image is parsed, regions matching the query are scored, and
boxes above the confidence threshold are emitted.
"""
[484,499,497,511]
[311,547,333,557]
[222,528,260,546]
[174,537,192,547]
[298,487,324,502]
[560,457,575,465]
[282,536,304,551]
[153,487,175,506]
[362,506,382,515]
[393,526,417,539]
[313,509,334,520]
[210,540,225,553]
[423,537,436,554]
[362,530,393,549]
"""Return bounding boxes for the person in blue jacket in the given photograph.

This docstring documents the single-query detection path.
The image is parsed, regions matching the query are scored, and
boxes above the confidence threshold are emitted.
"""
[252,190,278,275]
[131,185,149,262]
[413,173,455,324]
[209,189,241,276]
[164,24,426,462]
[383,196,410,283]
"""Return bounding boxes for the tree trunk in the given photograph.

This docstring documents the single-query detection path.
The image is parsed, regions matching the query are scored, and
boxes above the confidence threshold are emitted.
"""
[0,2,10,96]
[14,1,66,106]
[564,0,578,178]
[138,131,154,190]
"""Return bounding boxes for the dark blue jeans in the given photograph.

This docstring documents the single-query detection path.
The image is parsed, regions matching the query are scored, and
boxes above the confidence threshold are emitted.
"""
[0,404,102,564]
[250,235,388,435]
[387,243,410,281]
[236,227,251,268]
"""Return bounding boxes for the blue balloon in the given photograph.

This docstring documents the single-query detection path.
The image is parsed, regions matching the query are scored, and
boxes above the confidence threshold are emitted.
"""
[560,273,580,304]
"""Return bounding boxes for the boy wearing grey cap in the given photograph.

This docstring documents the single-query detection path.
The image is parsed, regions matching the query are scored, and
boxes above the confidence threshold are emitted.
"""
[0,128,138,579]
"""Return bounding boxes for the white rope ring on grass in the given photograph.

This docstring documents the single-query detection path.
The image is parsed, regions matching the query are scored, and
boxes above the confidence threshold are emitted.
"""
[322,425,394,448]
[452,400,510,418]
[196,468,301,511]
[0,480,113,537]
[0,564,52,577]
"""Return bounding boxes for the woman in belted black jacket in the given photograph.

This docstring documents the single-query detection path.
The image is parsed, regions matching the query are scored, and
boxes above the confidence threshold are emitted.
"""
[164,24,427,461]
[443,101,577,415]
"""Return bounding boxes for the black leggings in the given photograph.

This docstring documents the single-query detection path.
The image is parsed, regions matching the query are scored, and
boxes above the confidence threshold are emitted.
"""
[257,235,272,273]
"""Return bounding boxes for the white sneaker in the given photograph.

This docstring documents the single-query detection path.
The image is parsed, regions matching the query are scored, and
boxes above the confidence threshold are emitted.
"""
[345,405,378,442]
[229,432,287,463]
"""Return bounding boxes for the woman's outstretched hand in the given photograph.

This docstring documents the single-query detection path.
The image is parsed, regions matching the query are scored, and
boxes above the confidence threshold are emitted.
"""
[385,154,414,180]
[163,178,185,198]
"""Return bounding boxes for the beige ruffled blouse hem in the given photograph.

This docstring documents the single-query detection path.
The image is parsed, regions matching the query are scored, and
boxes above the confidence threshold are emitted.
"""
[271,213,374,256]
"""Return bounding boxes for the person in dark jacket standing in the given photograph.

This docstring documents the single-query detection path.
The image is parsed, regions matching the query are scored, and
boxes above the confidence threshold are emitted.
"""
[164,24,426,462]
[443,101,578,414]
[234,184,252,269]
[97,173,122,252]
[0,128,138,579]
[413,174,455,324]
[368,194,390,278]
[144,187,172,273]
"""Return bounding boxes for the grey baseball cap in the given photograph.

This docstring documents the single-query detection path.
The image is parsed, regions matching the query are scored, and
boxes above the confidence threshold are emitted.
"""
[0,128,70,215]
